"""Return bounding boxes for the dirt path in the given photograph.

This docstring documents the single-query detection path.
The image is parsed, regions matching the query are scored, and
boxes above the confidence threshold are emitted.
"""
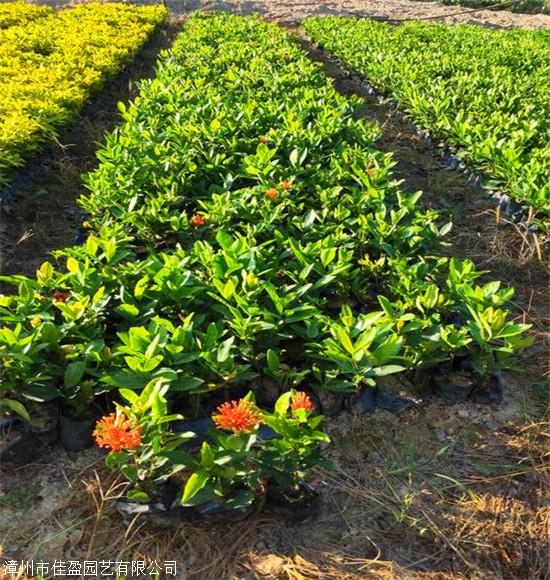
[42,0,550,29]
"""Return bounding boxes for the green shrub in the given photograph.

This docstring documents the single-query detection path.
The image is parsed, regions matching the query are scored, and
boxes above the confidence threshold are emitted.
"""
[304,17,550,221]
[0,14,532,421]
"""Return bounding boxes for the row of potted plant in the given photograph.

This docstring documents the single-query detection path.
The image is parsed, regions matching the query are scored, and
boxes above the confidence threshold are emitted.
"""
[0,14,531,441]
[303,17,549,223]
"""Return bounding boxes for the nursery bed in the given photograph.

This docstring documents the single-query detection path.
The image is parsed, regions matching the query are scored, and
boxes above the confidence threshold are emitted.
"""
[0,3,167,192]
[0,8,548,580]
[1,12,532,426]
[303,17,550,223]
[291,24,548,344]
[0,20,181,282]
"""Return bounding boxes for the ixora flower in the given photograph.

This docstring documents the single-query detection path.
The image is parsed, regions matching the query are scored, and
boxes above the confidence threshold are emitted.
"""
[213,399,262,435]
[265,188,279,201]
[93,412,142,454]
[53,291,69,303]
[281,180,292,191]
[259,135,269,144]
[190,214,206,227]
[290,391,314,416]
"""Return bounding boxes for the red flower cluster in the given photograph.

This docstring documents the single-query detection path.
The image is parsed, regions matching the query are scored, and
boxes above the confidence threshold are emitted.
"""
[290,391,314,416]
[53,291,69,303]
[265,188,279,201]
[213,399,262,435]
[93,413,142,454]
[190,214,206,227]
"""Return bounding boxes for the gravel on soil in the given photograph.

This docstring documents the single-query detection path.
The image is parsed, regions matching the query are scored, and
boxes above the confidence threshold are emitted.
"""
[35,0,550,29]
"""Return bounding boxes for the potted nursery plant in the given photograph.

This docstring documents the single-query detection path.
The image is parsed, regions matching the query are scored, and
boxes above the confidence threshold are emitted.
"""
[94,379,194,519]
[96,387,332,525]
[258,390,330,521]
[168,394,266,522]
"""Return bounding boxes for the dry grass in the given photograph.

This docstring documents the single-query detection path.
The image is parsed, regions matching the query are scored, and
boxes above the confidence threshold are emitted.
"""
[1,399,548,579]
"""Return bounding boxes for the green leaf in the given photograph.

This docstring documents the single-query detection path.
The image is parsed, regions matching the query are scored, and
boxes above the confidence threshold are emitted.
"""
[66,256,79,274]
[172,376,205,392]
[2,399,30,422]
[378,295,395,318]
[64,361,87,388]
[372,340,402,365]
[200,442,215,468]
[36,262,54,285]
[116,304,140,318]
[126,490,150,502]
[221,278,236,299]
[372,365,406,377]
[217,336,235,363]
[134,276,149,300]
[18,281,34,303]
[303,209,317,228]
[335,327,355,355]
[119,388,139,404]
[274,391,292,416]
[224,490,255,509]
[181,472,210,505]
[21,384,62,403]
[267,349,280,373]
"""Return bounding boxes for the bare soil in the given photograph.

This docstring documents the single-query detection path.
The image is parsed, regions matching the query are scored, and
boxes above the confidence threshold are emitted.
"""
[39,0,550,29]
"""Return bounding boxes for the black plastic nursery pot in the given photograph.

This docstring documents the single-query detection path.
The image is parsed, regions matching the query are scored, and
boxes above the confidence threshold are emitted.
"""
[59,411,95,452]
[115,496,260,527]
[470,371,505,405]
[432,373,474,404]
[264,481,321,522]
[431,365,506,406]
[114,478,322,527]
[0,406,59,465]
[351,386,415,415]
[115,482,262,527]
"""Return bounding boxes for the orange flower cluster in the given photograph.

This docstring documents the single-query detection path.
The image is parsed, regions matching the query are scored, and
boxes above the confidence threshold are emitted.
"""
[93,413,142,454]
[190,214,206,227]
[213,399,262,435]
[281,180,292,191]
[291,391,314,416]
[265,188,279,201]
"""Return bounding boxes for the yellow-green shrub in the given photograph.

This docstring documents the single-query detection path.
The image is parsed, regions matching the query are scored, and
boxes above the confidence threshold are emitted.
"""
[0,2,167,187]
[0,2,51,29]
